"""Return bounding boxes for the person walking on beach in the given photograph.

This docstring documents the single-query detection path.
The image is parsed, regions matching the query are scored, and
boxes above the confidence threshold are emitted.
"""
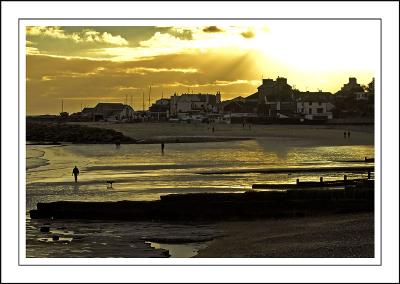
[347,131,351,139]
[161,142,165,154]
[72,166,80,183]
[344,132,347,139]
[115,139,121,149]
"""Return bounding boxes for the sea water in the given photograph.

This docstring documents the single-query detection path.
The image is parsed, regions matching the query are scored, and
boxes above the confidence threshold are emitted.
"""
[25,138,374,258]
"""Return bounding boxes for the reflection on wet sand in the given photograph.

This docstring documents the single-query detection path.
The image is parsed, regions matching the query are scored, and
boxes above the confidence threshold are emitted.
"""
[26,141,373,210]
[26,131,374,258]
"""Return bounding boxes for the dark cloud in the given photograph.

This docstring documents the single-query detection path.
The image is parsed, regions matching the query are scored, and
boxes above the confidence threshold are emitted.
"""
[168,28,193,40]
[241,30,255,39]
[202,26,223,33]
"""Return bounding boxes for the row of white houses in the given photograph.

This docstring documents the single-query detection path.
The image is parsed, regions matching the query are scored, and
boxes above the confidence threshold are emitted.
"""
[72,77,374,122]
[72,98,334,123]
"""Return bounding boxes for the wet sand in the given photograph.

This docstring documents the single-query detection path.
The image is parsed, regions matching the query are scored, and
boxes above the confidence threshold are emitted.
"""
[71,122,374,146]
[196,212,374,258]
[27,123,375,258]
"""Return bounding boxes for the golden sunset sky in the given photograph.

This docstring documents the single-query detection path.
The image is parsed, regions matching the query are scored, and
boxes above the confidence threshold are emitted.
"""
[26,21,379,115]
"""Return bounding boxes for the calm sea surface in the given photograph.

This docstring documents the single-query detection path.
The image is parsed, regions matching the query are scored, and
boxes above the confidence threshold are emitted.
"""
[26,138,374,258]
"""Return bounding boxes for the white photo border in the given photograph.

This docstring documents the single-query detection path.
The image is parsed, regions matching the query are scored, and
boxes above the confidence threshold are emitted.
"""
[18,18,382,267]
[2,1,398,283]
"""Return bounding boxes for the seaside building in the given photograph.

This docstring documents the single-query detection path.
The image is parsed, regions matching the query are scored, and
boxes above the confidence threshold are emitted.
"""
[78,103,134,121]
[334,77,374,118]
[59,111,69,118]
[296,101,334,120]
[295,91,334,120]
[80,107,94,119]
[355,92,369,101]
[241,77,297,119]
[169,92,221,120]
[257,77,294,103]
[93,103,134,121]
[234,78,337,121]
[336,77,364,98]
[220,98,259,123]
[149,98,170,120]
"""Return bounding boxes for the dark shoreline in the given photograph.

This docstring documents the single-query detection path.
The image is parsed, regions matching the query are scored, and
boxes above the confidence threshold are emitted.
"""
[26,136,253,145]
[26,122,136,144]
[30,184,374,222]
[26,120,374,145]
[26,121,253,145]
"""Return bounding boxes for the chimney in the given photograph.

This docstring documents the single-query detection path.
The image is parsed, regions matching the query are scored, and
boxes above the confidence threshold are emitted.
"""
[216,91,221,104]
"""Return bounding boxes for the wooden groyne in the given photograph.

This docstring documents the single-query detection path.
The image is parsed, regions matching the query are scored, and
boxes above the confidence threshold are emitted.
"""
[197,166,374,175]
[253,177,374,189]
[30,183,374,221]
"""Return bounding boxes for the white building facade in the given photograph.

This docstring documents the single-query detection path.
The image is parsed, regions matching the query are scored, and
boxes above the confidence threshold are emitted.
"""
[169,92,221,118]
[297,101,334,120]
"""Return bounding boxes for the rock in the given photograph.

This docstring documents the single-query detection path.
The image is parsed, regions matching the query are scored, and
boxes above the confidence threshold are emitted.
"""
[26,121,136,144]
[40,226,50,233]
[162,250,171,257]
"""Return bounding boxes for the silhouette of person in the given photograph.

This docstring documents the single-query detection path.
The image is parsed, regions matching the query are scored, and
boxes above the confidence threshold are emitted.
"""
[72,166,79,183]
[212,126,215,133]
[347,131,351,139]
[161,142,165,154]
[344,132,347,139]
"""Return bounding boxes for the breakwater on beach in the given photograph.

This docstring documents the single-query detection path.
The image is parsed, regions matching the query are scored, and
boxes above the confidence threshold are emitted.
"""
[30,182,374,221]
[26,122,136,144]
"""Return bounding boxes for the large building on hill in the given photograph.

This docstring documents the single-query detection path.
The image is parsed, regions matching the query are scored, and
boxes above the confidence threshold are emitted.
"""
[251,77,297,118]
[223,77,336,121]
[333,77,374,118]
[257,77,294,103]
[335,77,364,98]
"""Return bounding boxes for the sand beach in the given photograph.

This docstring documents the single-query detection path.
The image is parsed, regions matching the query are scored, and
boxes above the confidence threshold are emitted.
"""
[196,212,374,258]
[26,122,375,258]
[70,122,374,146]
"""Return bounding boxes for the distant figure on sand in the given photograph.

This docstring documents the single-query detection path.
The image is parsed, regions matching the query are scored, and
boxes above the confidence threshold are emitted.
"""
[161,142,165,154]
[344,132,347,139]
[72,166,79,183]
[347,131,351,138]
